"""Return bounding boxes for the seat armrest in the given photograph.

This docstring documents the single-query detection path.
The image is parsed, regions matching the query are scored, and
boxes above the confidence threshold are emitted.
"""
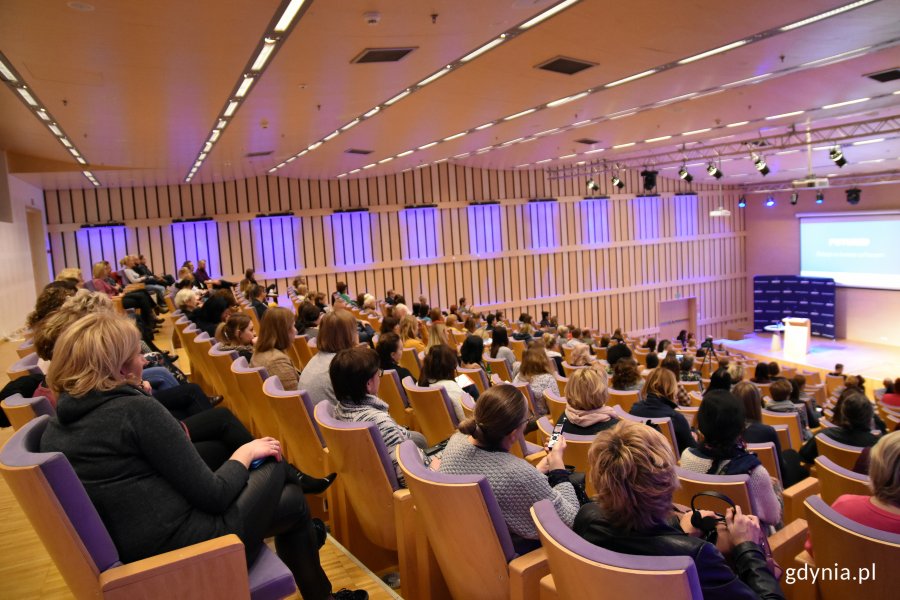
[393,489,418,600]
[787,550,818,600]
[539,573,558,600]
[509,547,549,600]
[99,534,250,600]
[525,450,547,467]
[768,518,807,572]
[783,478,820,524]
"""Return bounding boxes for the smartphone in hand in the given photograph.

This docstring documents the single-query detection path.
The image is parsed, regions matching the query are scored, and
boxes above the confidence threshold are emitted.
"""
[548,416,566,450]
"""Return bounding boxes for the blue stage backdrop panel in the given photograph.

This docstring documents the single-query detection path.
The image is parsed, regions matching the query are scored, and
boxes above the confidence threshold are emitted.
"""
[251,215,301,278]
[753,275,836,339]
[579,198,611,246]
[399,206,440,260]
[467,204,503,256]
[327,211,373,267]
[76,225,130,278]
[171,220,221,277]
[525,201,559,250]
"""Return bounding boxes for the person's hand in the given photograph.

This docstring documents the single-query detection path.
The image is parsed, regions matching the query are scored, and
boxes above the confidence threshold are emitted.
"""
[546,435,567,471]
[725,505,761,546]
[679,509,717,537]
[141,380,153,394]
[231,437,282,468]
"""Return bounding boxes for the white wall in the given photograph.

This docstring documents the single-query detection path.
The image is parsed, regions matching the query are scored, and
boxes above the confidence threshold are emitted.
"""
[0,175,46,338]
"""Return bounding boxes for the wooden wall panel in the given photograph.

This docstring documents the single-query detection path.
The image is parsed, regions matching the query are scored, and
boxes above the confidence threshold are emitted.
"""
[45,164,748,338]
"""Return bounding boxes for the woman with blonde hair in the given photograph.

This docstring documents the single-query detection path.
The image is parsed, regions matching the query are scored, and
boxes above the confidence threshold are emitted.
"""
[298,309,360,405]
[630,367,696,453]
[251,307,299,391]
[512,343,558,418]
[562,367,618,436]
[567,341,594,367]
[830,431,900,533]
[425,321,451,352]
[574,421,782,599]
[399,315,426,353]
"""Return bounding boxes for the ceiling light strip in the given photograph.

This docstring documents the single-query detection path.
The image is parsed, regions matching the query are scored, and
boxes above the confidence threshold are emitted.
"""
[184,0,311,182]
[780,0,877,32]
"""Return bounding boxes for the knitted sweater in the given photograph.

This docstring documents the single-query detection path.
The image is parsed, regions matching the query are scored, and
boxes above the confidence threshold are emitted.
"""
[297,351,336,405]
[438,433,579,540]
[250,349,297,391]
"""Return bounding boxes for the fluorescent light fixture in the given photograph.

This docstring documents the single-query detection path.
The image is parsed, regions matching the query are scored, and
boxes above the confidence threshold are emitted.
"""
[765,110,805,120]
[776,149,799,155]
[547,92,588,108]
[656,92,697,105]
[235,77,254,98]
[0,60,17,82]
[605,69,656,88]
[385,90,410,105]
[609,111,637,120]
[323,131,339,141]
[285,156,297,163]
[60,138,72,148]
[350,169,361,174]
[341,119,360,131]
[461,37,505,62]
[475,122,494,130]
[612,142,635,149]
[682,128,711,136]
[251,39,277,72]
[503,108,536,121]
[418,67,450,87]
[645,135,672,143]
[378,157,393,164]
[572,119,591,126]
[37,110,50,121]
[274,0,306,32]
[209,130,221,142]
[812,145,832,151]
[678,40,747,65]
[822,97,869,110]
[418,141,438,150]
[397,150,414,157]
[852,138,883,145]
[48,124,62,136]
[802,46,870,67]
[69,148,80,157]
[224,101,239,117]
[858,158,884,164]
[536,158,552,164]
[204,142,212,152]
[295,150,308,157]
[308,141,322,150]
[17,87,38,106]
[724,73,771,88]
[516,164,530,168]
[443,132,466,141]
[585,148,604,154]
[363,163,376,169]
[217,119,227,129]
[363,106,380,118]
[476,147,491,154]
[535,128,560,136]
[337,173,347,178]
[519,0,580,29]
[82,171,94,178]
[780,0,876,32]
[268,167,277,174]
[276,162,286,169]
[559,153,577,159]
[502,137,524,145]
[198,152,208,161]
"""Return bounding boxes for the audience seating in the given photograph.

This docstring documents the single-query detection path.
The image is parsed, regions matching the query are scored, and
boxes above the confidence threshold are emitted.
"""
[761,408,803,452]
[607,389,640,412]
[543,390,567,425]
[814,456,871,504]
[680,380,700,394]
[530,499,702,600]
[208,344,246,421]
[672,468,753,516]
[379,369,414,429]
[592,346,607,361]
[560,362,585,378]
[510,339,526,362]
[802,370,822,386]
[1,394,54,431]
[15,339,34,358]
[675,406,699,428]
[396,440,548,600]
[483,355,513,382]
[399,347,422,380]
[612,406,678,456]
[534,417,594,474]
[815,435,865,470]
[797,495,899,600]
[553,373,567,397]
[6,352,42,381]
[456,366,488,395]
[746,442,783,486]
[230,357,269,437]
[291,335,316,370]
[0,416,296,600]
[460,392,475,420]
[402,377,459,446]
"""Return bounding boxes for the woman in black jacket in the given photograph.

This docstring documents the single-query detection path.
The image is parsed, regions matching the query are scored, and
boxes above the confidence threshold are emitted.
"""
[629,367,696,454]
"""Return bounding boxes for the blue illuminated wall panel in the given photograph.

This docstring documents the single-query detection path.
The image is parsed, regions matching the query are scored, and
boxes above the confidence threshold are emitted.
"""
[579,199,611,245]
[327,211,373,267]
[252,215,300,277]
[673,194,699,238]
[399,207,440,260]
[170,220,221,276]
[76,225,129,277]
[467,204,502,255]
[526,201,559,250]
[630,197,660,240]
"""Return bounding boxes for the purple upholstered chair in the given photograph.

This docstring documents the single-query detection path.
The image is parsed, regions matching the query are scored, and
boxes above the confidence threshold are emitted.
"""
[396,440,549,600]
[814,455,871,504]
[0,416,296,600]
[531,499,702,599]
[0,393,55,431]
[6,352,43,381]
[672,467,754,516]
[230,356,269,437]
[378,369,413,428]
[402,376,459,446]
[815,434,866,470]
[613,404,679,456]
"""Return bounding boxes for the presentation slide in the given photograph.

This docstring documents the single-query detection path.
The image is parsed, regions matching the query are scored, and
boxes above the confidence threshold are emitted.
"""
[800,212,900,290]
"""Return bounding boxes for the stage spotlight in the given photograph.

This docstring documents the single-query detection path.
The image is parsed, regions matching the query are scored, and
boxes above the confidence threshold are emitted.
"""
[765,196,776,207]
[790,192,799,206]
[846,188,861,205]
[678,166,693,183]
[829,146,847,167]
[611,175,624,189]
[815,192,824,204]
[641,170,658,191]
[738,196,746,208]
[752,153,770,176]
[586,178,599,193]
[706,163,723,179]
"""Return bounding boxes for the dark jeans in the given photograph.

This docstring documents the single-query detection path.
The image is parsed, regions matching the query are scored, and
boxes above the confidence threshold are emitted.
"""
[154,383,214,420]
[182,407,254,469]
[237,461,332,600]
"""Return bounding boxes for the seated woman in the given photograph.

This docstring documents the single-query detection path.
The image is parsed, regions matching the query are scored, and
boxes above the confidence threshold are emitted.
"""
[630,367,696,454]
[661,353,691,406]
[567,341,594,367]
[680,389,783,529]
[298,309,359,405]
[800,392,880,463]
[439,384,580,548]
[216,313,255,361]
[330,346,429,486]
[489,326,518,377]
[575,421,784,600]
[562,367,619,435]
[174,288,200,319]
[399,315,426,354]
[790,375,820,429]
[250,307,299,391]
[418,345,472,420]
[765,379,812,440]
[90,261,161,342]
[611,357,643,393]
[248,284,269,320]
[376,332,413,383]
[458,335,485,370]
[830,431,900,533]
[425,321,451,352]
[39,312,353,600]
[751,362,771,385]
[295,302,322,340]
[512,344,558,419]
[192,291,238,337]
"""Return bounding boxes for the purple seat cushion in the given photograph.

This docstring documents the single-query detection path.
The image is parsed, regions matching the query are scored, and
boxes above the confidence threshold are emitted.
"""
[3,394,56,419]
[248,545,297,600]
[807,495,900,543]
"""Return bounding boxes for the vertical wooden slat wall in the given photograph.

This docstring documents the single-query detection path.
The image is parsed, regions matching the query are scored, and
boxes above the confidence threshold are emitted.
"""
[44,164,748,338]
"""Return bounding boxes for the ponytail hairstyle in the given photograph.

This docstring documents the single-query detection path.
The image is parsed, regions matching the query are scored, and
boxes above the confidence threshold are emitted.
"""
[219,312,252,344]
[457,384,526,450]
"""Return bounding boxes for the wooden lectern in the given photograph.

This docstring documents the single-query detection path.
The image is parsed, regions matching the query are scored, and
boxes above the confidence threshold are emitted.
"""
[782,317,811,362]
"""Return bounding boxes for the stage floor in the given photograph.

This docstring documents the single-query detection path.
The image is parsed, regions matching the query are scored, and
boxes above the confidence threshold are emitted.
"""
[720,333,900,387]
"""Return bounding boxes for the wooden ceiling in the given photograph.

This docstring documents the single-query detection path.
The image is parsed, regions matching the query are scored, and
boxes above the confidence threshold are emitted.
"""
[1,0,899,191]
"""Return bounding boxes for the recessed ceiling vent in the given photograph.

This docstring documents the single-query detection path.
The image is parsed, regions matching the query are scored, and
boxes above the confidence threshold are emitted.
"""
[245,150,274,158]
[345,148,374,155]
[352,47,416,64]
[575,138,600,145]
[865,68,900,83]
[537,56,596,75]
